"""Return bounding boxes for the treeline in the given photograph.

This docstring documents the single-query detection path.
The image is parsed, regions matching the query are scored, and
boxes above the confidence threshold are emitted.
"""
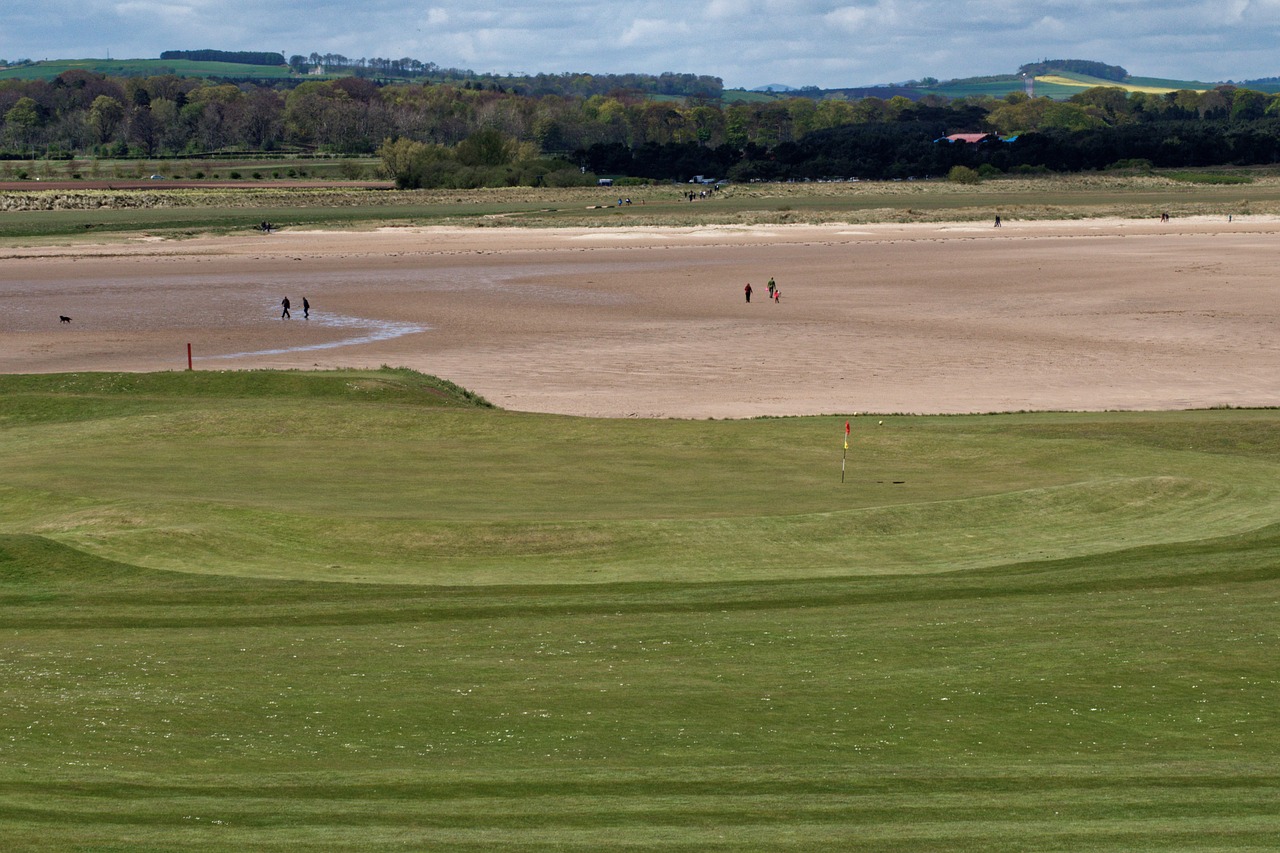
[6,69,1280,187]
[160,50,286,67]
[286,54,448,78]
[281,52,722,98]
[723,117,1280,181]
[482,72,722,99]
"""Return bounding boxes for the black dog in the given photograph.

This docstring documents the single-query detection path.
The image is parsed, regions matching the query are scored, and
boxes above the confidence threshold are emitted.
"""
[59,316,72,324]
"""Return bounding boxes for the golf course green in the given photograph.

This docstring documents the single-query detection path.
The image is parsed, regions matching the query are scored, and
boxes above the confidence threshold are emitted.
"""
[2,368,1277,850]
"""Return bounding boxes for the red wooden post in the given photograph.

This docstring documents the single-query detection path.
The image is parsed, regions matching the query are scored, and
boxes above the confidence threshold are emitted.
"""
[187,343,192,370]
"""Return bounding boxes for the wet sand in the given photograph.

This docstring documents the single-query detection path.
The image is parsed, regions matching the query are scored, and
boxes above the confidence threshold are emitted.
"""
[2,218,1277,418]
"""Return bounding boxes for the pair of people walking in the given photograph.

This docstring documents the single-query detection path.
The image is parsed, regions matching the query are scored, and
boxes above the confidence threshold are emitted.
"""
[281,297,310,319]
[745,278,779,304]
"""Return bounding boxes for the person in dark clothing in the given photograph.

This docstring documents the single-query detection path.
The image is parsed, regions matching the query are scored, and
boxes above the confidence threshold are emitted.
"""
[744,283,753,303]
[281,297,291,319]
[303,297,310,319]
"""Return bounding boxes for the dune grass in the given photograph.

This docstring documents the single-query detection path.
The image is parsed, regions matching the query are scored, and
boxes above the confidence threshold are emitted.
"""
[6,173,1280,242]
[1,369,1278,850]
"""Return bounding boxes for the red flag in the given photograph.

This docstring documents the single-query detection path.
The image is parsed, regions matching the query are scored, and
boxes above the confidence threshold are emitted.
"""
[845,421,850,435]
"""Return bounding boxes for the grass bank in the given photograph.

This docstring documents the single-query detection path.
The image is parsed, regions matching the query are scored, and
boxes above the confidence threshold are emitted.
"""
[4,173,1280,242]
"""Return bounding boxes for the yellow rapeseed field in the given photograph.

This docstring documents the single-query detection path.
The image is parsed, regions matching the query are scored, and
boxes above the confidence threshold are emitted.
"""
[1035,74,1204,95]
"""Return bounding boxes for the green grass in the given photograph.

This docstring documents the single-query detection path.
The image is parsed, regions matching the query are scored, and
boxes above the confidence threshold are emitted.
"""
[1124,75,1218,91]
[720,89,786,103]
[1166,171,1255,185]
[2,369,1279,850]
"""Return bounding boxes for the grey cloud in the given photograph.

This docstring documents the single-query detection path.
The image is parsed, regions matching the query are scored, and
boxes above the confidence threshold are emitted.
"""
[3,1,1279,88]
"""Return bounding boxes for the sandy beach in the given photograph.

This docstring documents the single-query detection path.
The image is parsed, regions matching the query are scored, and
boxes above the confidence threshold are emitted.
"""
[2,217,1276,418]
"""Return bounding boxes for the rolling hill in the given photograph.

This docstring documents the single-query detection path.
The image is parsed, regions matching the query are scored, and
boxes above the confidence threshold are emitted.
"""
[0,57,301,81]
[4,55,1270,101]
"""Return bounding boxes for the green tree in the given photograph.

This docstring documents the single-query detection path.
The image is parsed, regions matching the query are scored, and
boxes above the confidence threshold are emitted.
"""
[885,96,913,119]
[284,81,348,147]
[786,98,819,137]
[1197,88,1231,119]
[813,98,856,131]
[86,95,125,144]
[1231,89,1268,122]
[147,98,187,153]
[5,96,43,130]
[378,136,455,188]
[4,96,44,152]
[1040,102,1105,132]
[850,97,889,123]
[455,128,513,166]
[685,105,724,146]
[723,103,752,147]
[1069,87,1131,124]
[239,89,283,150]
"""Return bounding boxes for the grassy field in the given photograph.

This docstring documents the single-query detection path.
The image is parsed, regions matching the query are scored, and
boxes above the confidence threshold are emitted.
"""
[0,59,296,81]
[4,172,1280,242]
[929,78,1084,100]
[1,369,1278,850]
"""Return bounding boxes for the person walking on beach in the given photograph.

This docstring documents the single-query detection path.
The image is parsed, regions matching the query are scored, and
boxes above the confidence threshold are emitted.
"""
[767,277,776,298]
[744,282,753,303]
[281,297,291,319]
[303,297,310,319]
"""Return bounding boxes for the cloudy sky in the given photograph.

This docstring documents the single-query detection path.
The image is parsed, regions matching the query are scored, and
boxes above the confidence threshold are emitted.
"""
[5,1,1280,89]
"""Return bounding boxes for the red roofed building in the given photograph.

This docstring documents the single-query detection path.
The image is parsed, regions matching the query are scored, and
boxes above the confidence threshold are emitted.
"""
[939,133,996,144]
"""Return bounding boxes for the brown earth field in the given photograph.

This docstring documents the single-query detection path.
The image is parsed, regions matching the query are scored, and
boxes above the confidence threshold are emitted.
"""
[1,217,1277,418]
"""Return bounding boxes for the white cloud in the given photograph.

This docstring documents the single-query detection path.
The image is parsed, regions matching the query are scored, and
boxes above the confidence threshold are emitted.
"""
[824,3,904,33]
[619,18,692,47]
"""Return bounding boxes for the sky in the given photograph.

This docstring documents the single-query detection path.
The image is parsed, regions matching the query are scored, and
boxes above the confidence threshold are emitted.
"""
[5,1,1280,90]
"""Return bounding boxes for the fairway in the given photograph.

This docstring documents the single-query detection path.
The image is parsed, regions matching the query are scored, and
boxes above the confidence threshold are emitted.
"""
[2,370,1278,850]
